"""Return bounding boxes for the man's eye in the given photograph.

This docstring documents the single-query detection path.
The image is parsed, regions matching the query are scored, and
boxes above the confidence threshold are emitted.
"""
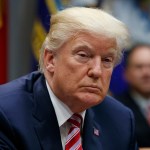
[102,57,114,68]
[75,51,90,63]
[104,58,112,62]
[78,52,88,58]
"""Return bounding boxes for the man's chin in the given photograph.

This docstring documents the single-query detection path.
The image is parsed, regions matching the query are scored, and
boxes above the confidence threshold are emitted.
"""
[77,93,104,106]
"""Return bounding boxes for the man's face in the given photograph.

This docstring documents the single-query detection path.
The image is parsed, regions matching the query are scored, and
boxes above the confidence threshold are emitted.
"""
[45,33,117,112]
[125,47,150,97]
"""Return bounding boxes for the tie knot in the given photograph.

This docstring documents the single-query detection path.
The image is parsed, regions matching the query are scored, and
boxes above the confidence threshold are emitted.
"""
[68,113,83,128]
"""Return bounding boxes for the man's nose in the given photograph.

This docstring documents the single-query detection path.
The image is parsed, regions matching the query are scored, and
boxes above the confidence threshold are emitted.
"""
[141,65,150,74]
[88,58,102,79]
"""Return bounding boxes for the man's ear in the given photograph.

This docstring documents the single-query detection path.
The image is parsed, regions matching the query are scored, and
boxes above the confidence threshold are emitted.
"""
[44,49,55,73]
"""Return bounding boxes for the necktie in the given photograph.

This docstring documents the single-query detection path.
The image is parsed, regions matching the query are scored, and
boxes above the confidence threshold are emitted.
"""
[146,104,150,126]
[65,113,83,150]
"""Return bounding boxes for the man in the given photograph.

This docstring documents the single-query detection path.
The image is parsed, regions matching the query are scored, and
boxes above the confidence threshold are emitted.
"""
[0,7,137,150]
[115,44,150,147]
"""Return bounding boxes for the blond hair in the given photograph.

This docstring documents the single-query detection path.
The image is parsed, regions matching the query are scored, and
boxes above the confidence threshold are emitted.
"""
[39,7,129,72]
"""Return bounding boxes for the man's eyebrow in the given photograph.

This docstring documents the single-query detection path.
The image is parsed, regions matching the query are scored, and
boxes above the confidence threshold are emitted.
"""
[72,42,93,51]
[106,48,117,54]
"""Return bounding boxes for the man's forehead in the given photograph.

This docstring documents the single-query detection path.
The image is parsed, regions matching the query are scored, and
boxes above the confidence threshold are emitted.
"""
[69,32,116,48]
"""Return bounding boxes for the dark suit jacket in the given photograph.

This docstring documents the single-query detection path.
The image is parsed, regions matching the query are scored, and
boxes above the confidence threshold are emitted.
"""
[0,72,138,150]
[115,91,150,147]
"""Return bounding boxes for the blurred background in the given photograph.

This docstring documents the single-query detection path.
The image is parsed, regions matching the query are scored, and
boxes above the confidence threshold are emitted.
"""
[0,0,150,95]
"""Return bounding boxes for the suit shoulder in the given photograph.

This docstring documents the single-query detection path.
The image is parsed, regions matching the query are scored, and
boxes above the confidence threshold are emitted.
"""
[0,71,43,110]
[93,95,133,115]
[0,71,42,96]
[92,96,137,150]
[105,95,131,110]
[92,95,135,132]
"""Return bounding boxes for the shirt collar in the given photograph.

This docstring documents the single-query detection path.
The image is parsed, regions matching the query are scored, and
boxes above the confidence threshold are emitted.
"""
[46,80,86,127]
[131,91,150,112]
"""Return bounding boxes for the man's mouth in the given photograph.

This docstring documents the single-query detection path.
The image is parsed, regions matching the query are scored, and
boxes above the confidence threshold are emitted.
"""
[81,85,101,93]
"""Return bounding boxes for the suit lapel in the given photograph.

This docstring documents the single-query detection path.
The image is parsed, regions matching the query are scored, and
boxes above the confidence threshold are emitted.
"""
[31,74,103,150]
[82,109,103,150]
[32,75,63,150]
[127,93,150,128]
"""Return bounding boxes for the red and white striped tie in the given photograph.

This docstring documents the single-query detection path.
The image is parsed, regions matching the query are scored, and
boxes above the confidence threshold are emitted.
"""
[65,113,83,150]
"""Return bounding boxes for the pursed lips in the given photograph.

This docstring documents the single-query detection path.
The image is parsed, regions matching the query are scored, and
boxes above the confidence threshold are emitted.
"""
[80,85,101,93]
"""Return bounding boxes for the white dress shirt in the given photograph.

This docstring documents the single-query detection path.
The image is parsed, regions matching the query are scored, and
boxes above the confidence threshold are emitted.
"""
[46,81,86,150]
[131,91,150,118]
